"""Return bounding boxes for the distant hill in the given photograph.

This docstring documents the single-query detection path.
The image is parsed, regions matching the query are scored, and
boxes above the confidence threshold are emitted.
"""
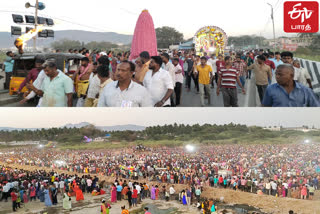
[0,30,133,48]
[0,123,145,132]
[97,125,146,132]
[62,122,145,131]
[0,127,39,131]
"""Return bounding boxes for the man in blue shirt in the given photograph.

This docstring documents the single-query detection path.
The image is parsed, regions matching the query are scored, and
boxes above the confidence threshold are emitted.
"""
[116,184,123,201]
[262,64,320,107]
[269,52,283,84]
[3,51,14,89]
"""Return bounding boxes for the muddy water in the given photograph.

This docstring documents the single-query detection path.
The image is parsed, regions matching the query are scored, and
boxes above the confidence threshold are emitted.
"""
[129,203,267,214]
[130,204,179,214]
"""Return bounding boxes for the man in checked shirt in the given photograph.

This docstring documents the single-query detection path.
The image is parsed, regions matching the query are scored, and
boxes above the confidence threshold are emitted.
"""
[233,55,247,91]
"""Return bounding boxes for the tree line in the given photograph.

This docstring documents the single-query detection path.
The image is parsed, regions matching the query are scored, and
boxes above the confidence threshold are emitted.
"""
[0,123,318,144]
[50,26,273,51]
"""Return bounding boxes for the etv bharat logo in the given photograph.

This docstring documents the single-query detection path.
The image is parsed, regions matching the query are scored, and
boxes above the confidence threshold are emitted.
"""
[284,1,319,33]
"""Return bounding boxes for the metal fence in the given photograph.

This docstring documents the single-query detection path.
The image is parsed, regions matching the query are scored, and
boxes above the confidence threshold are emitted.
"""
[296,58,320,98]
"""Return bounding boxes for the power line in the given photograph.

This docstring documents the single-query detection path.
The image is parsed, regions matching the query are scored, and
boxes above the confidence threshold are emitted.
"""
[119,8,138,16]
[0,9,114,33]
[274,0,282,13]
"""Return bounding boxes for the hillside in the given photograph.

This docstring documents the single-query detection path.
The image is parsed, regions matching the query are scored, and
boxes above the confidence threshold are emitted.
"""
[0,30,133,48]
[0,123,145,132]
[0,123,319,148]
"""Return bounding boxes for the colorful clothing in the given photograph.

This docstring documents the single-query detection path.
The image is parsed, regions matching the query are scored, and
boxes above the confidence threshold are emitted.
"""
[44,189,52,207]
[233,61,247,76]
[196,65,212,85]
[111,186,117,202]
[219,66,239,88]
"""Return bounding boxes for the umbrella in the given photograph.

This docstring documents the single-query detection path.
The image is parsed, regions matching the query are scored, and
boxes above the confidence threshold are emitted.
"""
[129,9,158,61]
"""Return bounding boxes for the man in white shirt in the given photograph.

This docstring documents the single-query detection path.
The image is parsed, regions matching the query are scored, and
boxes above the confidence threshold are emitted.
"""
[281,52,301,81]
[87,178,92,193]
[1,184,10,201]
[54,180,59,189]
[20,69,46,106]
[208,54,217,87]
[98,61,153,107]
[59,180,65,195]
[143,56,174,107]
[265,180,271,195]
[172,58,183,106]
[12,181,19,188]
[128,181,133,190]
[135,183,141,203]
[161,53,176,107]
[271,181,277,196]
[85,62,100,107]
[293,60,313,89]
[169,185,175,200]
[282,181,288,197]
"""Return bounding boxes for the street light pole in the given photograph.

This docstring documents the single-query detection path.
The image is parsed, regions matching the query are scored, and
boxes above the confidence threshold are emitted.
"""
[268,3,276,52]
[33,0,39,52]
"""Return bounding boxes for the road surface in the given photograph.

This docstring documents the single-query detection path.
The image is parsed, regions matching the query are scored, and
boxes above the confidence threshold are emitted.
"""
[0,72,258,107]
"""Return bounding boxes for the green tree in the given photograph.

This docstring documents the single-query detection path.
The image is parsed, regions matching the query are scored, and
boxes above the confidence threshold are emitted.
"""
[155,26,184,49]
[51,39,82,51]
[86,41,119,50]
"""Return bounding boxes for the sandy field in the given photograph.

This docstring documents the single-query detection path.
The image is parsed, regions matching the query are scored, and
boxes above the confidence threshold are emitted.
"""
[1,163,320,214]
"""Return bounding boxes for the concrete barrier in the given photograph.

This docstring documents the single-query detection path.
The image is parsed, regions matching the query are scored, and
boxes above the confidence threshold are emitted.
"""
[296,58,320,98]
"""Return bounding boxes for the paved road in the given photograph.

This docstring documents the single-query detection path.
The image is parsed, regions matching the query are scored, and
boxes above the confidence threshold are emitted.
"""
[0,74,258,107]
[179,76,257,107]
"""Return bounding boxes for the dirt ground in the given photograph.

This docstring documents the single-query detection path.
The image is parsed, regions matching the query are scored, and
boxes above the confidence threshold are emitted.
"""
[0,192,200,214]
[2,163,320,214]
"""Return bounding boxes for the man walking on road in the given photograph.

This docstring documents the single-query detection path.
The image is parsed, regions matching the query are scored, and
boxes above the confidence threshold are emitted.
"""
[247,55,272,104]
[196,57,213,107]
[244,53,254,79]
[263,53,275,85]
[98,61,152,107]
[186,55,198,93]
[172,58,183,106]
[161,53,176,107]
[293,60,313,89]
[233,55,247,89]
[281,52,300,82]
[217,56,245,107]
[143,56,173,107]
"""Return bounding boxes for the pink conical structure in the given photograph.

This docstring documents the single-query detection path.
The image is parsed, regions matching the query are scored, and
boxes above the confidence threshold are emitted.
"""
[129,10,158,61]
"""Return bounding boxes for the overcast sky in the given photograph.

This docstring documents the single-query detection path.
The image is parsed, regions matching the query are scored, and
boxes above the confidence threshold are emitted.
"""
[0,0,306,39]
[0,108,319,129]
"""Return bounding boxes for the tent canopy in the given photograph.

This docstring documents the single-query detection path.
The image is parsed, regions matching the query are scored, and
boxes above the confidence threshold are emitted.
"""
[179,41,194,50]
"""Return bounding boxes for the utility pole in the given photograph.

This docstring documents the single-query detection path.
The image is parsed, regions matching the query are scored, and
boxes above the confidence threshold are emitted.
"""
[268,3,276,52]
[33,0,39,52]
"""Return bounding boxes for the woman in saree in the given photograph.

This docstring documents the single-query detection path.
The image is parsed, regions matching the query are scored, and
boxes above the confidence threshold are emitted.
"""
[44,187,52,207]
[181,190,187,205]
[155,185,159,200]
[110,184,117,203]
[74,183,84,201]
[150,185,156,200]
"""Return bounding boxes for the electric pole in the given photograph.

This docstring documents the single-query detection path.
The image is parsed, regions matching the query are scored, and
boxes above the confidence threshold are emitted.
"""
[33,0,39,52]
[268,3,276,52]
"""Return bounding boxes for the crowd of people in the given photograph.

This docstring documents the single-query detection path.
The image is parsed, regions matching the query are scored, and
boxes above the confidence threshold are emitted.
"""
[8,48,318,107]
[0,143,318,212]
